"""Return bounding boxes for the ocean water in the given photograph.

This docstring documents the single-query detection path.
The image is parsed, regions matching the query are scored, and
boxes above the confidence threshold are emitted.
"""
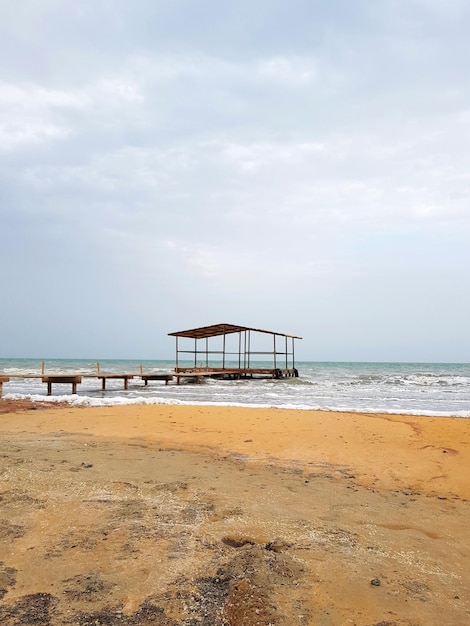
[1,358,469,417]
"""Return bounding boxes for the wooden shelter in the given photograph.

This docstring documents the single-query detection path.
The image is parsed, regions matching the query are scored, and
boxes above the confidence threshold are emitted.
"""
[168,323,302,380]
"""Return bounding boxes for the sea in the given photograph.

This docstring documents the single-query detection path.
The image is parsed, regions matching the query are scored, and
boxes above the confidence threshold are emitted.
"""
[1,358,469,417]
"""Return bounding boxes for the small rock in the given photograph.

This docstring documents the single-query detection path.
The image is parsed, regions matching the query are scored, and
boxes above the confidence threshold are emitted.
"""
[265,539,290,553]
[370,578,381,587]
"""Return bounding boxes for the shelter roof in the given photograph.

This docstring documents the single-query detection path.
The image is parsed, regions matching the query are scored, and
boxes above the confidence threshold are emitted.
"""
[168,323,302,340]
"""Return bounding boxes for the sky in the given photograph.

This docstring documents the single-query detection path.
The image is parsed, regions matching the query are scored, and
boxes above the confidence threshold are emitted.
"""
[1,0,469,362]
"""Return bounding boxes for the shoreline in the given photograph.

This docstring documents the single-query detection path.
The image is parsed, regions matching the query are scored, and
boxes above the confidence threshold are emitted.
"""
[2,393,469,419]
[1,399,469,624]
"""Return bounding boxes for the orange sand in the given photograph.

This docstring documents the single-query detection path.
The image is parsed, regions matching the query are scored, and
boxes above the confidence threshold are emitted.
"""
[0,401,469,625]
[2,403,469,497]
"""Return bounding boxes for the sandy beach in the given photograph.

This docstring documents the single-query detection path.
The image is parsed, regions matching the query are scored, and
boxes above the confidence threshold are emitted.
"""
[0,400,469,625]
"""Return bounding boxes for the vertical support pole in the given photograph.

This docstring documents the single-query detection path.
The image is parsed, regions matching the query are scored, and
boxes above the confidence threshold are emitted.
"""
[285,336,288,370]
[102,378,106,391]
[0,382,3,397]
[248,331,251,368]
[41,361,45,375]
[292,337,295,369]
[140,364,143,375]
[47,381,52,396]
[97,362,100,375]
[72,382,77,394]
[273,334,277,369]
[124,377,128,390]
[223,332,226,370]
[238,332,241,369]
[243,331,247,369]
[194,338,197,368]
[206,338,209,368]
[175,337,179,372]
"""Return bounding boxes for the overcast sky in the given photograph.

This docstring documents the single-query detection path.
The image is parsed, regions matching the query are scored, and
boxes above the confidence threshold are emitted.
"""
[1,0,469,361]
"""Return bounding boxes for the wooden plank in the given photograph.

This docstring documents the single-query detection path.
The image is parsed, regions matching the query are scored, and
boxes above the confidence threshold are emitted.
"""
[141,374,173,386]
[41,376,82,383]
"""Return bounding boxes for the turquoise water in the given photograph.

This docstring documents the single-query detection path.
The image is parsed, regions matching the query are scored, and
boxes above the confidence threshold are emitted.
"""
[1,358,469,417]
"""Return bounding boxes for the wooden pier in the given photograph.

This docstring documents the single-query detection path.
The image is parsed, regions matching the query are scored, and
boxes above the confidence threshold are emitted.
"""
[0,322,302,397]
[0,366,299,396]
[1,371,167,396]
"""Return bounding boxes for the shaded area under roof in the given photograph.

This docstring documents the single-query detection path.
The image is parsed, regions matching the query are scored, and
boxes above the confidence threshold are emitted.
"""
[168,323,302,340]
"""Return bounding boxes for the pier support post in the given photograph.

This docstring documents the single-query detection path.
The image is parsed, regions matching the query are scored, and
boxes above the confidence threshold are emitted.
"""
[0,377,9,397]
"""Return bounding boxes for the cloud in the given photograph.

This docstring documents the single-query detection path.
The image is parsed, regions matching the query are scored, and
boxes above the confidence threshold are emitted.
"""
[1,0,469,360]
[0,120,69,150]
[256,56,317,84]
[0,75,144,151]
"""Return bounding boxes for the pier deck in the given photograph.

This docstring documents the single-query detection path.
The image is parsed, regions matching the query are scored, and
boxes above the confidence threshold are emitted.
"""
[173,367,298,383]
[42,375,82,396]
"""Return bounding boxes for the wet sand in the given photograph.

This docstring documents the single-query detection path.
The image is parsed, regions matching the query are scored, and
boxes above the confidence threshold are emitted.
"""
[0,400,469,625]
